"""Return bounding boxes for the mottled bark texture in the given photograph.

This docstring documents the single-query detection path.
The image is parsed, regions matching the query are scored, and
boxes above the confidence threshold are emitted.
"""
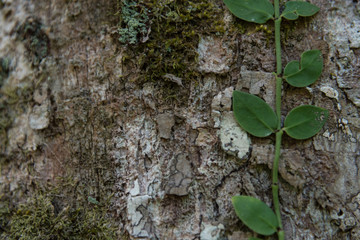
[0,0,360,239]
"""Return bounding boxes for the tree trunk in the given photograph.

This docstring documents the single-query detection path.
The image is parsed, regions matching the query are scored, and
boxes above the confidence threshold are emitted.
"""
[0,0,359,239]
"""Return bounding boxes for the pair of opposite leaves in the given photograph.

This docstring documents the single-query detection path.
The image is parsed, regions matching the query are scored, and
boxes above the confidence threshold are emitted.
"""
[224,0,324,88]
[232,40,327,140]
[233,91,328,140]
[223,0,320,24]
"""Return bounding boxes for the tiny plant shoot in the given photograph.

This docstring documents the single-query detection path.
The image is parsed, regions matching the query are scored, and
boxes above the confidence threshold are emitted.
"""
[223,0,328,239]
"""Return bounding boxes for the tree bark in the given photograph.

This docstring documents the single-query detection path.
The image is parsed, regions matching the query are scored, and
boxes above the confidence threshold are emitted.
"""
[1,0,360,239]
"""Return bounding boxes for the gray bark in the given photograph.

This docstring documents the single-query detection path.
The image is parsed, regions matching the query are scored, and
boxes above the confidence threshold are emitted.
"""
[0,0,360,239]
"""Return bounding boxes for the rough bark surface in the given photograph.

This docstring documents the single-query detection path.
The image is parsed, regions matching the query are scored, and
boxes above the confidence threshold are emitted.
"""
[0,0,360,239]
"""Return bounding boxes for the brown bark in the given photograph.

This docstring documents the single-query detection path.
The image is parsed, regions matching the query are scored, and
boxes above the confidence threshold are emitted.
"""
[0,0,360,239]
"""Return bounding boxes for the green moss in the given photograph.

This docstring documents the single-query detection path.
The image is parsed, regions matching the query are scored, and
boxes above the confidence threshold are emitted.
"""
[117,0,226,86]
[0,178,120,240]
[1,84,33,105]
[0,82,35,153]
[0,195,11,235]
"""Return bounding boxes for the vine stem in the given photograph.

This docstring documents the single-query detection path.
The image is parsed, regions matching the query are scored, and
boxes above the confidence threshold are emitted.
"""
[275,16,282,74]
[272,130,284,240]
[273,0,284,239]
[276,76,282,129]
[274,0,282,130]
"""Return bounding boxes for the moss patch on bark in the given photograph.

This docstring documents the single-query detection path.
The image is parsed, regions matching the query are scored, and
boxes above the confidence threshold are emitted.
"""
[0,177,122,240]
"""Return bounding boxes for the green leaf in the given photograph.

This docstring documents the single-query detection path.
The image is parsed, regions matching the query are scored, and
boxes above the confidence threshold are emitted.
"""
[223,0,274,24]
[281,1,320,20]
[284,105,329,140]
[282,12,298,20]
[284,50,323,87]
[249,238,263,240]
[88,196,100,205]
[232,196,278,236]
[233,91,278,137]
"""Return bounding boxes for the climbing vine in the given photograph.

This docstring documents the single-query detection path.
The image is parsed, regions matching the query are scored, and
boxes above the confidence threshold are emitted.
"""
[223,0,328,239]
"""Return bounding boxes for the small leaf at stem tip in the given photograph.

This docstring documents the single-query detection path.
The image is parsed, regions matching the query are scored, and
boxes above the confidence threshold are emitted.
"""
[284,105,329,140]
[284,50,323,87]
[281,1,320,20]
[232,196,279,236]
[223,0,274,24]
[232,91,278,137]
